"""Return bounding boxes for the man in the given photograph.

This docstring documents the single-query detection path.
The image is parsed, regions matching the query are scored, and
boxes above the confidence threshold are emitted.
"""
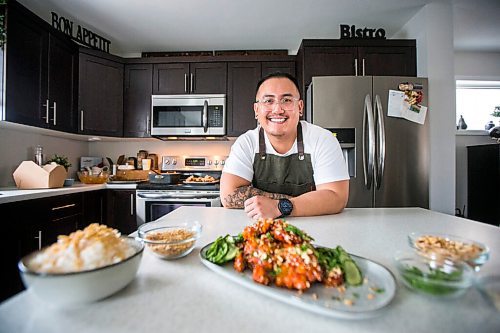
[220,72,349,219]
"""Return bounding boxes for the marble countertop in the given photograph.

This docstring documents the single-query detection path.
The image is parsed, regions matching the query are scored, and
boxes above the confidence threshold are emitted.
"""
[0,182,138,204]
[0,207,499,333]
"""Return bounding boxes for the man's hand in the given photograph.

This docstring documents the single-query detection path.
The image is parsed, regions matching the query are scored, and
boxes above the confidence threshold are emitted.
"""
[243,196,282,220]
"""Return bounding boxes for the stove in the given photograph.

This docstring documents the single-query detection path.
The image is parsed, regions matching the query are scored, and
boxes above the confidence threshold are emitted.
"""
[136,155,227,225]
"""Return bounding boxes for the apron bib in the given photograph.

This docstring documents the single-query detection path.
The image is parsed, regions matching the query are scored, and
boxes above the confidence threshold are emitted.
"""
[252,123,315,197]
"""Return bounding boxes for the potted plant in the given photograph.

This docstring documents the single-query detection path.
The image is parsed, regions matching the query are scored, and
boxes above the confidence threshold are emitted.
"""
[46,154,74,186]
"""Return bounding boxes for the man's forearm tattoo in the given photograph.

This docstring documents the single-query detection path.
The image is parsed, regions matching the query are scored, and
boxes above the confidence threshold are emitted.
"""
[223,185,291,208]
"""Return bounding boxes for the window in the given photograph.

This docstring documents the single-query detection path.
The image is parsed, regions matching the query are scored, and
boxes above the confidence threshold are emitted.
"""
[456,80,500,131]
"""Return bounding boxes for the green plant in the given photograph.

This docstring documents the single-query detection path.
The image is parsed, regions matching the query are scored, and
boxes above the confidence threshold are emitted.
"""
[491,106,500,118]
[46,154,72,171]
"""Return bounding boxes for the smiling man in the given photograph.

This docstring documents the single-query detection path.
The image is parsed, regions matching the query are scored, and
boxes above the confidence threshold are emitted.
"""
[220,72,349,219]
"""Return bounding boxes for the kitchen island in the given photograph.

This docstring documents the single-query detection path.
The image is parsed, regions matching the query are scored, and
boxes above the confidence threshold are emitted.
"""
[0,207,498,333]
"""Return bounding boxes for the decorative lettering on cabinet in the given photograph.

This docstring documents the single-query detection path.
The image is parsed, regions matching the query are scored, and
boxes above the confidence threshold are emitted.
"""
[340,24,386,39]
[51,12,111,53]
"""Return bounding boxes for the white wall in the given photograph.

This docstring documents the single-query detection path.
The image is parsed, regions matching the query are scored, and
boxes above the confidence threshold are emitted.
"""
[0,123,89,187]
[394,2,456,215]
[455,51,500,79]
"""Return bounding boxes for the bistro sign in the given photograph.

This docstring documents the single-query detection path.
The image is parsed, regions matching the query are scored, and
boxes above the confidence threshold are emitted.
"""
[340,24,386,39]
[51,12,110,53]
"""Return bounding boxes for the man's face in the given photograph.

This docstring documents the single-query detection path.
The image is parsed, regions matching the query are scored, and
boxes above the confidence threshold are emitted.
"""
[254,77,303,140]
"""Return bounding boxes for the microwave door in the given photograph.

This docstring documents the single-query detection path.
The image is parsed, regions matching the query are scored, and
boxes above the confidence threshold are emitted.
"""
[152,105,204,135]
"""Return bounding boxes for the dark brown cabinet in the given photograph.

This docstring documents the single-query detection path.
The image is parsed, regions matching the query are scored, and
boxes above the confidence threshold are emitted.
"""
[0,193,84,301]
[296,39,416,98]
[78,51,124,136]
[226,61,295,136]
[83,190,106,226]
[467,144,500,226]
[153,62,227,94]
[106,190,137,235]
[5,1,78,132]
[124,64,153,137]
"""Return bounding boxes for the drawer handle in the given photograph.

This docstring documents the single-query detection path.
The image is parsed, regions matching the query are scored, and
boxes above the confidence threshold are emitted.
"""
[52,203,76,211]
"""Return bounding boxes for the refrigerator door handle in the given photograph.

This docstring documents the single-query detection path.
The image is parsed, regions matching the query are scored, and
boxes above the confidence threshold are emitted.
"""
[374,94,386,189]
[363,94,375,190]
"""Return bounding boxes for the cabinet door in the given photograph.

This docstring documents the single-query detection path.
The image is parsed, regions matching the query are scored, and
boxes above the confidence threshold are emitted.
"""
[106,190,137,235]
[303,47,357,89]
[124,64,153,137]
[82,190,106,227]
[78,53,124,136]
[261,61,296,77]
[359,46,416,76]
[48,34,78,133]
[5,6,48,127]
[190,62,227,94]
[227,62,261,136]
[153,63,189,94]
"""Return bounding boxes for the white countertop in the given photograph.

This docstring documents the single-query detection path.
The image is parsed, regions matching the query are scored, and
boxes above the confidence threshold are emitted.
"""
[0,182,137,204]
[0,207,499,333]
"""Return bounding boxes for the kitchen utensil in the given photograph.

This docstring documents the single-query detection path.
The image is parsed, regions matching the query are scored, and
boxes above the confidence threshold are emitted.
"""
[105,157,114,167]
[147,153,158,170]
[127,157,137,169]
[137,150,148,170]
[117,155,125,165]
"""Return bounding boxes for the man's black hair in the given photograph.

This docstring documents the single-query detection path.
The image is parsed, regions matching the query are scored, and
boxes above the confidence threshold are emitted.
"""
[255,72,301,97]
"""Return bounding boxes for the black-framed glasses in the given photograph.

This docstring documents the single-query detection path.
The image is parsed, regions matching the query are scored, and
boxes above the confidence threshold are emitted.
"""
[256,96,300,111]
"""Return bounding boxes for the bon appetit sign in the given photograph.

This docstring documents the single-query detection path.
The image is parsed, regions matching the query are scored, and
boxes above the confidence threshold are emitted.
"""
[51,12,110,53]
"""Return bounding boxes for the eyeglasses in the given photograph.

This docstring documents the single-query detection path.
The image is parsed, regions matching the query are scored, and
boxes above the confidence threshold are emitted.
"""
[256,96,300,111]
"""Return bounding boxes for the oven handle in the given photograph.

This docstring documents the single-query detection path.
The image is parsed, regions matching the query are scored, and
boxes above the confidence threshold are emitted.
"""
[137,193,220,199]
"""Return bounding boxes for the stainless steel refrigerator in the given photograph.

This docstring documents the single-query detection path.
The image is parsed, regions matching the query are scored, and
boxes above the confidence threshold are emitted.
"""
[306,76,429,208]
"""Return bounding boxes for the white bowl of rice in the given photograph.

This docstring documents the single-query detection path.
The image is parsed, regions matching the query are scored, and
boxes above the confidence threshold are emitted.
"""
[18,224,144,307]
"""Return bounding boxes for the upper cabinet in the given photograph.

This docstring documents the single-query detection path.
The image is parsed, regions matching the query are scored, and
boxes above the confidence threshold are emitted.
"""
[123,64,153,138]
[296,39,416,97]
[153,62,227,95]
[78,51,124,137]
[227,60,295,136]
[5,1,78,132]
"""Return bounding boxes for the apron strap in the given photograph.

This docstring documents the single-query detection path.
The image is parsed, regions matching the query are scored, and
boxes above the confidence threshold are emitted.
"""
[259,127,266,160]
[259,123,305,161]
[297,123,305,161]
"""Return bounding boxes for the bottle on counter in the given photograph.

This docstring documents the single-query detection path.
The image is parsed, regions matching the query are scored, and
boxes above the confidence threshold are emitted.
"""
[35,145,44,166]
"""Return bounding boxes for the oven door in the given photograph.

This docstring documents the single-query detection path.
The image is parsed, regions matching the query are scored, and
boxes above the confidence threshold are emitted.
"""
[136,193,221,225]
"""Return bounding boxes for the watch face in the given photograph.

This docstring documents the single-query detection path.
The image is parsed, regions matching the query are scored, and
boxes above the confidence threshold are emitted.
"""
[279,199,293,216]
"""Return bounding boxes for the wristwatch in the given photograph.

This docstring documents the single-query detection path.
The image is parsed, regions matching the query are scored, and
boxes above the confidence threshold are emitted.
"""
[278,198,293,218]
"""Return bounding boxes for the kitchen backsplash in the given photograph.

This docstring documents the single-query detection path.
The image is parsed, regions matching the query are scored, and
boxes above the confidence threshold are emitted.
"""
[0,124,235,187]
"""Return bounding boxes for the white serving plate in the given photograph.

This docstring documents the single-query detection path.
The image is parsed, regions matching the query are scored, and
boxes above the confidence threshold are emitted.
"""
[200,243,396,320]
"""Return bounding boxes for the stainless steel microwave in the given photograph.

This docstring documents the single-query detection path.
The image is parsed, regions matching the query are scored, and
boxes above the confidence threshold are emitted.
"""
[151,94,226,136]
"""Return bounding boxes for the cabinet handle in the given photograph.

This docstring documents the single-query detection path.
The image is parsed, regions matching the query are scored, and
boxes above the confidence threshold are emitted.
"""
[35,230,42,250]
[362,58,366,76]
[50,101,57,126]
[42,99,49,124]
[184,73,188,93]
[190,73,194,93]
[80,110,84,131]
[354,59,358,76]
[130,193,134,216]
[51,203,76,211]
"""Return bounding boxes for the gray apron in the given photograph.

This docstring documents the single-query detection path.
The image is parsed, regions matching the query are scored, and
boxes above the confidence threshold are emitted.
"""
[252,123,315,197]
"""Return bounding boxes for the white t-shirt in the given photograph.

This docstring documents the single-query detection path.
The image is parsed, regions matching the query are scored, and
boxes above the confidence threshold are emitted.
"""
[223,121,349,186]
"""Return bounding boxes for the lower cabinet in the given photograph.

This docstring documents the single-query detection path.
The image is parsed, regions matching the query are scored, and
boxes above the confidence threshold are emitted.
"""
[106,189,137,235]
[467,144,500,226]
[0,193,84,301]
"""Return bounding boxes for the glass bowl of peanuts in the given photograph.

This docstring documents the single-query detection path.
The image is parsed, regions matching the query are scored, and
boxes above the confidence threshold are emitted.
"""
[408,232,489,272]
[137,220,202,259]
